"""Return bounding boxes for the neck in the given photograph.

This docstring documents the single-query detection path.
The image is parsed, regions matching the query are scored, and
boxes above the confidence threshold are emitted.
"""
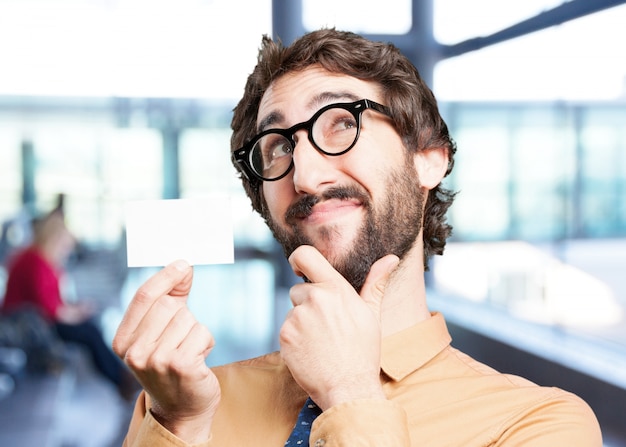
[379,242,431,338]
[36,242,61,268]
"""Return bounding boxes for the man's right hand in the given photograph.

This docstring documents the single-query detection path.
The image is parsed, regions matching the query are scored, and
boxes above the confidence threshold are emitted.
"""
[112,259,221,443]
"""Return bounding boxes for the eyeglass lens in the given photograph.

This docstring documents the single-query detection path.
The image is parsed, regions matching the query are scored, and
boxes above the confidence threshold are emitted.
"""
[250,106,359,180]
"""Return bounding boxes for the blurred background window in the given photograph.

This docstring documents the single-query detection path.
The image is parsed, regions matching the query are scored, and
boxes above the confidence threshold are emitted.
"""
[0,1,625,444]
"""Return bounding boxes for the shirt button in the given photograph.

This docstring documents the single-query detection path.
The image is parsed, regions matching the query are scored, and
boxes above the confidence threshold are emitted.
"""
[314,440,326,447]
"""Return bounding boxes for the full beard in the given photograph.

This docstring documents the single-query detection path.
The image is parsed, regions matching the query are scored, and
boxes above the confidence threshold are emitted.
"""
[262,159,425,293]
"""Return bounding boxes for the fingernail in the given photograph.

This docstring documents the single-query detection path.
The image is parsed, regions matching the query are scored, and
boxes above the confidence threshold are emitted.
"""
[172,259,190,271]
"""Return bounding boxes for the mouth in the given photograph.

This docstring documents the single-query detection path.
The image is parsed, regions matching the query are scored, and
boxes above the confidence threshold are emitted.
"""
[304,198,362,225]
[285,186,369,225]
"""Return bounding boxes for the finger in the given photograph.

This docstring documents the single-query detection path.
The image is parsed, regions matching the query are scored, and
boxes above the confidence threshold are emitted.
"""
[158,307,215,359]
[127,259,192,322]
[169,263,194,297]
[359,254,399,317]
[144,309,213,374]
[288,245,341,284]
[119,297,188,368]
[289,282,307,307]
[132,301,195,361]
[177,323,216,368]
[290,281,326,307]
[113,260,192,353]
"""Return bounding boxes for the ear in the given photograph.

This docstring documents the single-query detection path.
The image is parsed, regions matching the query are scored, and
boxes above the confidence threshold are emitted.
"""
[414,147,449,190]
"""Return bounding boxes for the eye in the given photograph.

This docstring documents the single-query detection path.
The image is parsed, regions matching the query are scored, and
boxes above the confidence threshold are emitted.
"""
[268,140,293,161]
[317,108,358,138]
[260,134,293,165]
[329,115,357,134]
[314,108,359,151]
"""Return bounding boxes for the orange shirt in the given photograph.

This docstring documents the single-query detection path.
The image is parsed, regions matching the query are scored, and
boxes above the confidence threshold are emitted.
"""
[123,313,602,446]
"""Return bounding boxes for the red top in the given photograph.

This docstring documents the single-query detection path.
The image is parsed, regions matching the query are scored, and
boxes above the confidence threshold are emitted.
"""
[1,247,64,322]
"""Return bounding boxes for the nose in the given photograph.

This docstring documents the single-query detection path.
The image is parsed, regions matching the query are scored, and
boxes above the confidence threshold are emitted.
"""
[291,129,335,195]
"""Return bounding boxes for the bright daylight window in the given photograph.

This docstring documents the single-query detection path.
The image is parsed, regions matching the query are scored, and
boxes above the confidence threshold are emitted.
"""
[303,0,412,34]
[434,1,626,100]
[0,0,271,99]
[430,0,626,361]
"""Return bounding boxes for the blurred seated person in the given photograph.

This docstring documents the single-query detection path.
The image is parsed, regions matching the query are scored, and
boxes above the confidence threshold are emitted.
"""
[1,207,137,400]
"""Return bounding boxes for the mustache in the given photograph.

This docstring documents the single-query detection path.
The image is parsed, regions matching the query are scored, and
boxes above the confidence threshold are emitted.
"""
[284,185,370,225]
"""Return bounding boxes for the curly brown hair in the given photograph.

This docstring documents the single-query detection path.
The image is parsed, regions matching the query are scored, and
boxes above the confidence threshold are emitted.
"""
[231,29,457,269]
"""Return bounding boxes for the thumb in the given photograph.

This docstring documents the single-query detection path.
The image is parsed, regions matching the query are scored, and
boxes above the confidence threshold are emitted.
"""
[360,254,400,316]
[169,260,194,298]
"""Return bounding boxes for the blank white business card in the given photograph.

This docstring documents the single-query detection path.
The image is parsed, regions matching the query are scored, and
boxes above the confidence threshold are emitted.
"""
[125,197,234,267]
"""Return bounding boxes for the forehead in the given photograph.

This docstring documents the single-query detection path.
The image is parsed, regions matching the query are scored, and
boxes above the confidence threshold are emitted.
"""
[257,66,382,128]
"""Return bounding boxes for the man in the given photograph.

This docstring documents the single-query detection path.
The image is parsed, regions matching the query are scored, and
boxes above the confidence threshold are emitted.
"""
[113,29,602,446]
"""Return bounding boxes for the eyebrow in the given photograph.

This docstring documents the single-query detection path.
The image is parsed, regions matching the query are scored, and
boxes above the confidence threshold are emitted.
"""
[256,90,361,133]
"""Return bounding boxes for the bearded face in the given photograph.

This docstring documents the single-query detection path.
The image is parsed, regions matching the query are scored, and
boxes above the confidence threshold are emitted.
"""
[262,155,425,292]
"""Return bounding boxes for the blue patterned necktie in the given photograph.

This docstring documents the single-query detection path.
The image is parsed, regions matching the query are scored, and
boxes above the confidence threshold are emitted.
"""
[284,397,322,446]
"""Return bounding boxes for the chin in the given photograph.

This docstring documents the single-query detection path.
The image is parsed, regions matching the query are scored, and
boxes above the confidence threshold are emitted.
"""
[312,240,353,268]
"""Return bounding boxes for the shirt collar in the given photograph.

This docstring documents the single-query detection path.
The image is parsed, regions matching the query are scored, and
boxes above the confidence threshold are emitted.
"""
[380,312,452,382]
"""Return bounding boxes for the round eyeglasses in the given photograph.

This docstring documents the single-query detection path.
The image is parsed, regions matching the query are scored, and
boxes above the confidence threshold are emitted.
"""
[233,98,390,182]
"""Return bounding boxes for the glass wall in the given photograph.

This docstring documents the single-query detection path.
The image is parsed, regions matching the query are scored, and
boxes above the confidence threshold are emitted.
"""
[442,103,626,242]
[0,105,163,247]
[427,2,626,358]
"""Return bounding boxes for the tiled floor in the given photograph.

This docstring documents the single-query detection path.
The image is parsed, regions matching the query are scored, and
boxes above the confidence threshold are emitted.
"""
[0,349,134,447]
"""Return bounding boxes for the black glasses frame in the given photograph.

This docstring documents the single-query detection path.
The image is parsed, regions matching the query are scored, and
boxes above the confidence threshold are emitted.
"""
[232,98,390,182]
